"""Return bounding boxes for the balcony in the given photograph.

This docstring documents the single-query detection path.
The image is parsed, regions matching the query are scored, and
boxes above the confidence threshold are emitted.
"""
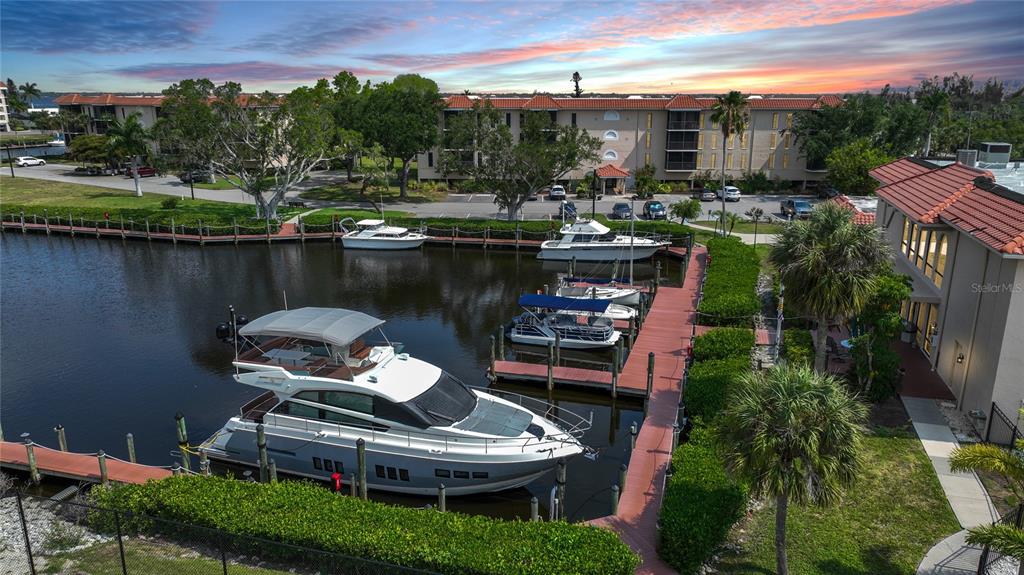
[665,161,697,171]
[667,121,701,130]
[666,134,699,150]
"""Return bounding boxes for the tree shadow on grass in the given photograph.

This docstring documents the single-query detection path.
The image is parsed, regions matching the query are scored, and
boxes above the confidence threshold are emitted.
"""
[816,544,904,575]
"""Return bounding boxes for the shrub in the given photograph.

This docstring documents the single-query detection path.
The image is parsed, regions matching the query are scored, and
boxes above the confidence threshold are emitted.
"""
[160,197,180,210]
[659,426,748,574]
[684,357,749,420]
[697,237,761,326]
[90,476,638,575]
[780,328,814,367]
[692,328,754,362]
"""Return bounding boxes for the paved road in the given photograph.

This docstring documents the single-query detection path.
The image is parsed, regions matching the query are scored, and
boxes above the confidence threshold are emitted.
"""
[3,163,825,222]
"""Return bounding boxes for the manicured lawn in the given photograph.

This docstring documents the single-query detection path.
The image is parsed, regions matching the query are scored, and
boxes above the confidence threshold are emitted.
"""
[715,428,960,575]
[301,207,414,227]
[43,540,294,575]
[691,219,786,235]
[300,180,446,204]
[0,177,300,229]
[0,132,54,146]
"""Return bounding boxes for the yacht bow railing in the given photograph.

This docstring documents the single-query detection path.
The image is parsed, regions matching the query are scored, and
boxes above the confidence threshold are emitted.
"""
[472,387,593,439]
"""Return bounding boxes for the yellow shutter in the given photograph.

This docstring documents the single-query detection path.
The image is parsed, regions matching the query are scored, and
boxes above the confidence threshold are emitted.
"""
[646,113,652,129]
[644,152,650,165]
[784,133,791,149]
[768,154,775,169]
[711,134,718,149]
[741,154,747,170]
[710,152,717,168]
[646,132,651,148]
[786,113,793,129]
[696,152,703,168]
[740,132,747,149]
[726,152,733,168]
[772,113,779,129]
[698,133,704,149]
[728,134,735,149]
[782,154,789,168]
[770,132,777,148]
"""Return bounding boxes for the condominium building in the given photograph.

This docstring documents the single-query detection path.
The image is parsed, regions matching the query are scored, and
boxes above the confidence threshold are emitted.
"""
[54,93,164,136]
[870,157,1024,428]
[0,86,10,132]
[417,93,844,191]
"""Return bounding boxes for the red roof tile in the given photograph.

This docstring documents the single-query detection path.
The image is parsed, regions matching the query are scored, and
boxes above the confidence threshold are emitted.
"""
[55,93,165,106]
[442,94,841,111]
[596,164,630,178]
[665,95,701,109]
[523,94,559,110]
[831,195,876,225]
[876,163,989,223]
[870,157,936,185]
[554,97,671,109]
[940,186,1024,255]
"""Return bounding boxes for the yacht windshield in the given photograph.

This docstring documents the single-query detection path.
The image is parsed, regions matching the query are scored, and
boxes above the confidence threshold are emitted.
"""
[409,372,476,425]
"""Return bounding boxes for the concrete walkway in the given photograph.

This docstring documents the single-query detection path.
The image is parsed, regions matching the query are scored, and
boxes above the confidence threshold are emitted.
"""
[903,396,1001,574]
[685,222,778,244]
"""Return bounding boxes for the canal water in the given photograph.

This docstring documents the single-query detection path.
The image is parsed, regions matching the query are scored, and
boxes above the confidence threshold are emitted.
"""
[0,234,681,521]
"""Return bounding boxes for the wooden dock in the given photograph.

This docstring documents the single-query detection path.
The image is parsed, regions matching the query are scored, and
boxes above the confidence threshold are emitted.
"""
[589,245,707,575]
[492,360,630,394]
[0,441,171,485]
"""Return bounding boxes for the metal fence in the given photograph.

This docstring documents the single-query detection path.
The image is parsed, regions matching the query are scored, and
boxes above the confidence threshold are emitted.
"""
[984,402,1024,450]
[976,504,1023,574]
[1,491,438,575]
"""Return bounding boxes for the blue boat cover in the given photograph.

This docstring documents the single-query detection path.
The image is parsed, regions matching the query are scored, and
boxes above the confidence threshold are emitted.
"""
[518,294,611,313]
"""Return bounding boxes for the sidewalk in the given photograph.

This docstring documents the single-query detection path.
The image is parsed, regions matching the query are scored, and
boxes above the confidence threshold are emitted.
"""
[903,396,1001,574]
[685,222,777,244]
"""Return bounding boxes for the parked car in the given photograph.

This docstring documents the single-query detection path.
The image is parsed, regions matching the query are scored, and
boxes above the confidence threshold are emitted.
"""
[694,188,716,201]
[559,200,577,219]
[179,169,211,183]
[643,200,667,220]
[14,156,45,167]
[611,202,633,220]
[718,185,741,202]
[780,199,813,219]
[526,189,539,201]
[817,186,840,199]
[126,166,158,178]
[548,185,567,200]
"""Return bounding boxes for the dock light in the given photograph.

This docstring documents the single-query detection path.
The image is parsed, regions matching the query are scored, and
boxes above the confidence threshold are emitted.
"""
[957,353,965,364]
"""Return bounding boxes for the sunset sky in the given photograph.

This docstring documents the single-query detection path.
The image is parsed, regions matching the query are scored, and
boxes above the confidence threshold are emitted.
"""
[2,0,1022,95]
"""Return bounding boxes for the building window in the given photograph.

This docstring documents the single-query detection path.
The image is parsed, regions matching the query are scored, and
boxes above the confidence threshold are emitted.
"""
[427,152,434,168]
[786,113,793,129]
[603,150,618,161]
[772,113,779,130]
[699,113,705,128]
[387,467,398,480]
[934,235,948,288]
[767,154,775,169]
[646,113,652,129]
[728,134,735,149]
[571,113,576,126]
[505,113,512,127]
[696,152,703,168]
[604,130,619,141]
[697,133,704,149]
[604,110,620,121]
[741,154,748,170]
[710,153,717,168]
[726,152,733,169]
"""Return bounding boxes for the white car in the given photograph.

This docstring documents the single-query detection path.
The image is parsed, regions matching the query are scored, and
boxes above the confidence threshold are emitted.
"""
[548,185,567,200]
[15,156,46,167]
[718,185,741,202]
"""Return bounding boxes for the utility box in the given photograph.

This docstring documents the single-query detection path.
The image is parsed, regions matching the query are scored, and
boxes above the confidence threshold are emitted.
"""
[956,149,978,166]
[978,142,1012,165]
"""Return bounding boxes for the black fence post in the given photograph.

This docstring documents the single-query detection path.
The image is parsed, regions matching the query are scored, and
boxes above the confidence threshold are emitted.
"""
[114,509,128,575]
[985,402,994,443]
[220,534,228,575]
[15,492,37,575]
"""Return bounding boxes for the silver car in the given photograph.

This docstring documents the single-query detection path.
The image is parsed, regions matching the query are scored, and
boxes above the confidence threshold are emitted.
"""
[718,185,741,202]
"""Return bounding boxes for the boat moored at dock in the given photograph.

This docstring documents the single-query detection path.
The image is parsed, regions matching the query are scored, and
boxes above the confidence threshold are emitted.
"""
[537,220,667,262]
[508,295,622,350]
[340,219,429,250]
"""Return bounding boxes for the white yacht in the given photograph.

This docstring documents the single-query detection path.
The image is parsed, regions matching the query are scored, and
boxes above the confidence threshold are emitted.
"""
[537,220,668,262]
[509,295,622,349]
[555,282,641,306]
[340,219,429,250]
[201,308,588,495]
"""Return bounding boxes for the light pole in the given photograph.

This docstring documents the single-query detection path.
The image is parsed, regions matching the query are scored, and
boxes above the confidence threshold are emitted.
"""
[590,169,599,220]
[6,146,14,178]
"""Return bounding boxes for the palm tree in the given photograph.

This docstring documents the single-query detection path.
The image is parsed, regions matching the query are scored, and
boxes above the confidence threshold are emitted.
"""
[746,207,765,246]
[918,89,949,157]
[770,202,891,373]
[18,82,41,106]
[710,91,748,235]
[106,113,151,197]
[670,198,701,224]
[720,364,867,575]
[950,440,1024,574]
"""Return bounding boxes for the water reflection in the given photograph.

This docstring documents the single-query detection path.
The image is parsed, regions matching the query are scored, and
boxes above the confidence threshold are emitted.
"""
[1,235,675,521]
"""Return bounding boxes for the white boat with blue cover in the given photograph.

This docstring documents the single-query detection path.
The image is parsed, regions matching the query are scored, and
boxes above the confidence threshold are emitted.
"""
[509,294,622,349]
[201,307,589,495]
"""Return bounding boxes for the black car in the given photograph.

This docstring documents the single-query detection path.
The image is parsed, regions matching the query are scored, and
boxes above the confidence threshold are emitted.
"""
[179,169,212,183]
[643,200,667,220]
[611,202,633,220]
[817,186,840,199]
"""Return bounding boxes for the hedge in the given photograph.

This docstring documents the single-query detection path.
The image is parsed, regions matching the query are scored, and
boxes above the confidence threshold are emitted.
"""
[692,328,755,362]
[697,237,761,326]
[659,426,748,574]
[90,476,639,575]
[683,357,750,420]
[780,328,815,367]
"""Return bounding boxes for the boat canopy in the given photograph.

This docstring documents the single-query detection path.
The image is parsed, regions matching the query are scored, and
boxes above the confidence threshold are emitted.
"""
[518,294,611,313]
[355,219,385,227]
[559,219,610,235]
[238,307,385,347]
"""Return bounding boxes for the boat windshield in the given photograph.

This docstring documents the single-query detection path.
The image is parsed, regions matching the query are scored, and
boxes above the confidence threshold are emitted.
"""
[408,372,476,425]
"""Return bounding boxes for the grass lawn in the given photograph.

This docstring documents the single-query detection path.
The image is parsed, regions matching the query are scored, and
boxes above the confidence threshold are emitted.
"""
[300,181,446,204]
[42,540,294,575]
[690,219,786,235]
[0,132,54,146]
[0,176,301,229]
[715,427,960,575]
[301,207,414,226]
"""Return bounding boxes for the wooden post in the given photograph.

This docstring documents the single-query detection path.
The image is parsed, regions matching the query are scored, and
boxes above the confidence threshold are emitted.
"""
[172,463,180,477]
[95,219,100,238]
[515,222,520,249]
[616,338,625,370]
[349,472,357,497]
[299,216,305,243]
[555,460,566,521]
[627,317,635,349]
[530,496,539,522]
[119,215,125,239]
[266,219,271,244]
[654,260,661,296]
[496,326,504,360]
[198,219,204,246]
[98,450,109,486]
[145,218,151,240]
[199,450,210,476]
[126,433,136,463]
[547,342,555,391]
[176,413,191,472]
[611,346,620,399]
[19,210,25,233]
[269,458,278,482]
[438,484,446,512]
[25,441,40,484]
[646,352,655,399]
[629,421,638,450]
[44,209,49,234]
[256,423,269,482]
[54,425,68,452]
[357,438,367,499]
[483,226,488,248]
[619,463,628,491]
[69,211,75,237]
[171,217,177,244]
[233,218,239,244]
[611,484,620,515]
[451,225,456,247]
[489,335,496,379]
[554,331,561,366]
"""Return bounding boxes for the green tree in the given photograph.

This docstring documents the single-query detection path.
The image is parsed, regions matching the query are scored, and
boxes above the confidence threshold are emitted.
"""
[850,272,912,401]
[106,113,151,197]
[720,364,867,575]
[331,71,367,181]
[633,164,658,199]
[825,139,893,195]
[710,91,748,234]
[770,202,891,373]
[211,80,336,220]
[745,207,765,246]
[440,101,601,221]
[951,439,1024,575]
[68,134,112,166]
[155,78,221,190]
[361,74,444,198]
[916,77,951,157]
[670,199,702,223]
[571,71,583,98]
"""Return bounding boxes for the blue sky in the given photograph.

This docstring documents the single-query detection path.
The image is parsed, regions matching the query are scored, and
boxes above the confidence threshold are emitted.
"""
[2,0,1022,94]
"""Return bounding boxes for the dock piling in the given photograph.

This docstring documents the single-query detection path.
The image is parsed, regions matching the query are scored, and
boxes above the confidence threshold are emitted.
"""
[98,450,109,486]
[126,433,136,463]
[199,451,211,476]
[554,332,561,366]
[555,460,567,521]
[349,473,357,497]
[530,496,539,522]
[546,342,554,391]
[19,210,25,233]
[627,317,635,349]
[616,338,625,370]
[256,423,268,482]
[43,209,49,234]
[489,335,496,379]
[611,484,620,515]
[672,424,681,452]
[145,218,151,240]
[629,422,638,450]
[268,458,278,483]
[54,425,68,452]
[619,463,627,491]
[170,217,177,244]
[496,326,504,359]
[357,438,368,499]
[438,484,446,512]
[233,218,239,244]
[654,260,661,296]
[24,440,40,484]
[611,346,620,399]
[646,352,655,399]
[175,413,191,472]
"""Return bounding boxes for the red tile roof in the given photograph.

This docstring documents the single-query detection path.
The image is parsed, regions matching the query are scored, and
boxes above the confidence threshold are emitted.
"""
[523,94,559,110]
[665,95,701,109]
[596,164,630,178]
[873,158,1024,255]
[556,97,671,109]
[442,94,841,111]
[831,195,876,225]
[55,93,165,106]
[869,157,935,185]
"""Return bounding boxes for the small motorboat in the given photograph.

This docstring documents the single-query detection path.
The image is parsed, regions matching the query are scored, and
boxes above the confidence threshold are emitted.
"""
[509,294,622,349]
[555,279,641,306]
[340,219,429,250]
[555,302,635,321]
[537,219,668,262]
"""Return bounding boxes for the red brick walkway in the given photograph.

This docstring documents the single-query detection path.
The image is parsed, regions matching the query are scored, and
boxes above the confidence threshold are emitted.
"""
[590,246,707,575]
[0,441,171,484]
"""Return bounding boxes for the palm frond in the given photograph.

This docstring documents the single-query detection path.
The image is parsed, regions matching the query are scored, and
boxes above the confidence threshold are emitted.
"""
[966,524,1024,559]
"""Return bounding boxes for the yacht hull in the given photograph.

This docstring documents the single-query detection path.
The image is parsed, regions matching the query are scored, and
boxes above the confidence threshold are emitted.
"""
[537,244,663,262]
[341,237,428,250]
[556,287,641,306]
[202,423,576,496]
[508,331,619,349]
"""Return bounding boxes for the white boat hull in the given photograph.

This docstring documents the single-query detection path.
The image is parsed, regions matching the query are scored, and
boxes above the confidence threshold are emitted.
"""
[555,303,636,321]
[341,236,428,250]
[537,243,664,262]
[509,330,620,349]
[556,287,641,306]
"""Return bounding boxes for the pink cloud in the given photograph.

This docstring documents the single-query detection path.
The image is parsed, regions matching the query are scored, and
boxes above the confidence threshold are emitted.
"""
[113,61,391,83]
